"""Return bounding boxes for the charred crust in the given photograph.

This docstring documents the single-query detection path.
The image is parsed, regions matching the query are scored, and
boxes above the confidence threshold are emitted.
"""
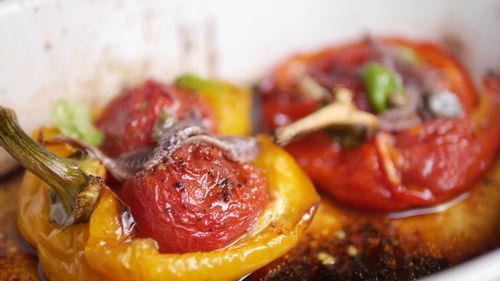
[247,223,450,281]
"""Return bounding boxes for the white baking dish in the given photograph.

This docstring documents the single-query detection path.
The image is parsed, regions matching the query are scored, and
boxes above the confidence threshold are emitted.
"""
[0,0,499,280]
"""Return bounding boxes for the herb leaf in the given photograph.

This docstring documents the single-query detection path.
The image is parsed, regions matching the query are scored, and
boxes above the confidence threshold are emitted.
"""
[51,99,104,146]
[175,73,224,93]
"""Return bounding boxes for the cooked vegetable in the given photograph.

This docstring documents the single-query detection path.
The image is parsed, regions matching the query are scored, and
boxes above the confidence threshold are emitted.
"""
[51,99,104,146]
[86,136,318,281]
[261,38,500,211]
[176,73,252,135]
[15,131,318,281]
[0,107,102,226]
[8,78,319,281]
[361,62,401,113]
[119,114,265,253]
[95,80,217,157]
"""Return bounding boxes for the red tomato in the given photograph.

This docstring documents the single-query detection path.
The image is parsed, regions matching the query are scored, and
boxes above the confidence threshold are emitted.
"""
[261,38,500,212]
[95,80,217,157]
[96,79,268,253]
[121,142,268,253]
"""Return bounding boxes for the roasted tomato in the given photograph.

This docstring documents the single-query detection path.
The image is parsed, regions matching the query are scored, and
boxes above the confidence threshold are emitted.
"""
[260,37,500,212]
[121,141,268,253]
[95,80,217,157]
[95,79,267,253]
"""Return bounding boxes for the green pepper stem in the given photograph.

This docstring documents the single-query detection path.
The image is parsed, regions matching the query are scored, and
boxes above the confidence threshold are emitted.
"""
[0,106,88,226]
[271,89,380,146]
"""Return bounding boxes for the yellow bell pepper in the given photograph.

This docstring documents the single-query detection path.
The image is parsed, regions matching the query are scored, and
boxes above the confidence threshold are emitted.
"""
[16,134,318,281]
[17,128,109,281]
[17,169,109,281]
[1,76,318,280]
[175,74,252,135]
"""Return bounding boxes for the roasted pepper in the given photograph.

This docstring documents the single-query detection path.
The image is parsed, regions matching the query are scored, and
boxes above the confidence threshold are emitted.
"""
[11,129,317,281]
[1,78,319,281]
[84,136,318,281]
[175,73,253,135]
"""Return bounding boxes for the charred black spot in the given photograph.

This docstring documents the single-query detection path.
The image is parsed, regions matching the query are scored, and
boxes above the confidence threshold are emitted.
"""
[174,182,185,188]
[177,159,187,168]
[218,178,233,202]
[220,178,231,186]
[222,192,232,202]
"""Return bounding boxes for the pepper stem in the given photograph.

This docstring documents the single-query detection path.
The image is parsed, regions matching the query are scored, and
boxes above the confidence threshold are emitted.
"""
[271,88,380,146]
[0,106,98,226]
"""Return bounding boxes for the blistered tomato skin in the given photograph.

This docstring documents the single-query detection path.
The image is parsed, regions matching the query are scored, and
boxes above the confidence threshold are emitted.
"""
[261,38,500,211]
[121,142,268,253]
[95,80,217,157]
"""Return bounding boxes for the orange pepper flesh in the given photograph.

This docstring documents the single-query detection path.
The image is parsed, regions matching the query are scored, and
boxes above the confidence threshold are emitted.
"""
[261,38,500,211]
